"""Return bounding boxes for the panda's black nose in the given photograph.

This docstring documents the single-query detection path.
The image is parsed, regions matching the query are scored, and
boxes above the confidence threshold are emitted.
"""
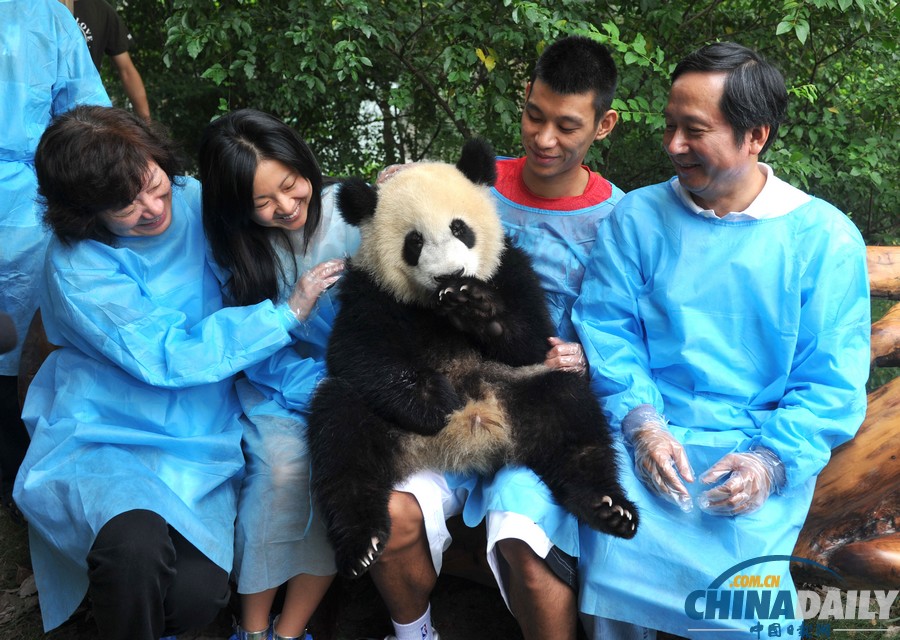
[434,269,464,285]
[442,268,464,282]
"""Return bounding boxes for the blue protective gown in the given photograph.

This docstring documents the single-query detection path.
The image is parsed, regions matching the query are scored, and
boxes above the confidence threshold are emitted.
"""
[572,178,870,638]
[232,184,360,593]
[0,0,110,375]
[454,157,625,557]
[13,179,302,631]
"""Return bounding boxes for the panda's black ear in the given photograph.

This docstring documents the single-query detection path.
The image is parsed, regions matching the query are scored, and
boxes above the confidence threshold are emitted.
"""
[456,137,496,187]
[336,177,378,227]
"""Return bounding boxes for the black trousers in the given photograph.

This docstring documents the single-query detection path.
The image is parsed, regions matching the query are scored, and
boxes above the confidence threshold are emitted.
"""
[87,509,230,640]
[0,375,29,506]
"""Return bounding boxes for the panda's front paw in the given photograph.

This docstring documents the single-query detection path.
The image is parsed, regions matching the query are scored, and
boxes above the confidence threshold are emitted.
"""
[586,493,639,539]
[434,277,504,337]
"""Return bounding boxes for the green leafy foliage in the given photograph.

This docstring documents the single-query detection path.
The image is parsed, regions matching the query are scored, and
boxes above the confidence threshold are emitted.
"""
[109,0,897,241]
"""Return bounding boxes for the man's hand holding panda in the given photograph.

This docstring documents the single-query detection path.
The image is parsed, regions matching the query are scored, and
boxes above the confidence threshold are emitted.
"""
[545,337,588,375]
[433,275,506,339]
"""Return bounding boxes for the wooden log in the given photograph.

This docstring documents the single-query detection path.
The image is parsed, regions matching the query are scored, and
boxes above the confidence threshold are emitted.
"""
[793,377,900,588]
[870,301,900,367]
[828,533,900,587]
[867,246,900,299]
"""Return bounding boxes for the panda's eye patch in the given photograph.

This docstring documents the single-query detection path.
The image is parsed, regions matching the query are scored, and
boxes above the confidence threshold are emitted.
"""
[450,219,476,248]
[403,230,424,266]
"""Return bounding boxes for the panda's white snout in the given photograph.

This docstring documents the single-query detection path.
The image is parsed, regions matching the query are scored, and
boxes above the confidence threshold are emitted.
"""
[414,237,479,293]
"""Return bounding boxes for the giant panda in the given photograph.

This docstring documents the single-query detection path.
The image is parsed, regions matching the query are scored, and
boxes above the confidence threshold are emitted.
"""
[307,138,637,579]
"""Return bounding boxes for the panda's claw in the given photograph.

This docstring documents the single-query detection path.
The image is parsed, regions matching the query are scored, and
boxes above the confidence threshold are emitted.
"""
[583,492,639,540]
[338,532,387,579]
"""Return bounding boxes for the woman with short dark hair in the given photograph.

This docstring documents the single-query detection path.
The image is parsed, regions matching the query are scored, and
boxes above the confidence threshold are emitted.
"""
[14,105,332,640]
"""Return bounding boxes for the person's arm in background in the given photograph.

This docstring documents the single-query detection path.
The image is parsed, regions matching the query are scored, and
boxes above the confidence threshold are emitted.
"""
[109,49,149,120]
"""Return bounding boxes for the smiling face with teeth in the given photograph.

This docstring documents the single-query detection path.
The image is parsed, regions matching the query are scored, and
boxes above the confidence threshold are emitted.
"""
[662,71,769,217]
[100,161,173,238]
[250,158,313,230]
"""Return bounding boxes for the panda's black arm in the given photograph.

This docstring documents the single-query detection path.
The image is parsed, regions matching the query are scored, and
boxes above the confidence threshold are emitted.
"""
[477,241,557,366]
[324,272,463,435]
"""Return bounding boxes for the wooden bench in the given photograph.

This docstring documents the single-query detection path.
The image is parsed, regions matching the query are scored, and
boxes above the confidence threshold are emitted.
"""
[792,246,900,588]
[17,247,900,590]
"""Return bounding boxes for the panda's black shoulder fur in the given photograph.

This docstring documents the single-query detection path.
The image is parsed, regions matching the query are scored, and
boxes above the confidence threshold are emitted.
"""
[487,239,557,365]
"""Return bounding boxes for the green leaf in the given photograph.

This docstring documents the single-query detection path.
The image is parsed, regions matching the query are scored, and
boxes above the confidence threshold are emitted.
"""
[602,21,619,39]
[201,64,227,86]
[795,19,810,44]
[187,37,204,59]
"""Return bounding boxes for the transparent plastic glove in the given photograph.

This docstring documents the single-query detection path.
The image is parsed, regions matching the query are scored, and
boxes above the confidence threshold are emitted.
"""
[698,447,785,516]
[287,258,345,323]
[544,337,587,375]
[625,416,695,512]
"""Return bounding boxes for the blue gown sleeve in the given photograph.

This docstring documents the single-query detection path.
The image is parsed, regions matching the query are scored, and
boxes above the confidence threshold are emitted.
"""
[242,344,327,412]
[44,255,299,389]
[755,220,870,489]
[573,207,663,431]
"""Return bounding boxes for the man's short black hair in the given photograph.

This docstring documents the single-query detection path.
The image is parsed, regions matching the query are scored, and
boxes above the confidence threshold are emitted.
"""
[530,35,618,123]
[672,42,787,154]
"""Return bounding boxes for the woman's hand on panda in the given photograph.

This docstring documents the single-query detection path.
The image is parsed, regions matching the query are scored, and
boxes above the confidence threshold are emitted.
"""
[287,258,345,323]
[544,337,587,375]
[376,162,417,184]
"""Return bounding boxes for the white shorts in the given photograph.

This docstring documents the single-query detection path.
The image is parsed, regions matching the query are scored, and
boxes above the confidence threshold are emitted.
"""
[484,510,554,608]
[395,470,466,574]
[397,473,556,609]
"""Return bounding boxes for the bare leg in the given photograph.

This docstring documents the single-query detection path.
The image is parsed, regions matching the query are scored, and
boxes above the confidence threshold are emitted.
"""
[239,587,278,634]
[498,538,576,640]
[275,573,336,637]
[368,491,436,623]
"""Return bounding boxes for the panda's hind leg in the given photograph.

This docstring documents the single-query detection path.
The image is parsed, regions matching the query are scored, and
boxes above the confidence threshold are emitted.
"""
[507,371,639,539]
[307,378,400,577]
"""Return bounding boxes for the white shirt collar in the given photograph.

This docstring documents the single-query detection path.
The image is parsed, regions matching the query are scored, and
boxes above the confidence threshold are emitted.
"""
[671,163,811,220]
